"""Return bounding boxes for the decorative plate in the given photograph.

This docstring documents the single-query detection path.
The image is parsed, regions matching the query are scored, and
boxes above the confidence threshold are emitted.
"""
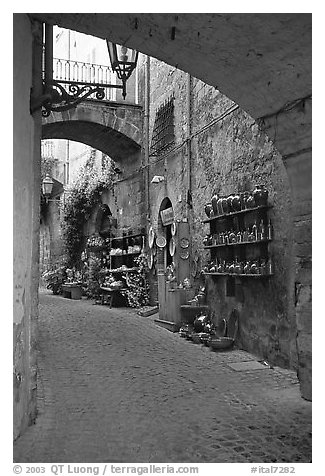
[191,260,198,277]
[171,221,177,236]
[148,226,155,248]
[180,249,189,260]
[169,237,176,256]
[156,235,167,248]
[147,252,154,269]
[180,237,190,249]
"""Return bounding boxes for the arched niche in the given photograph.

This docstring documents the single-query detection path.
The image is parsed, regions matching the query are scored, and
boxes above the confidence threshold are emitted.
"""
[94,204,117,237]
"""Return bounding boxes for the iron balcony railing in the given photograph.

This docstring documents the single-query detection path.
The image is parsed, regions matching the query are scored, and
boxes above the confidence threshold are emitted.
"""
[52,57,119,102]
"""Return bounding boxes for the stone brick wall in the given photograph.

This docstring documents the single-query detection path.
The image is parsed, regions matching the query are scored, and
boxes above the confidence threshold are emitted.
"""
[143,59,297,370]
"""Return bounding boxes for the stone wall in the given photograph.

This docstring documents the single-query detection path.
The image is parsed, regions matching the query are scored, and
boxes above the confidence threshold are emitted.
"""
[143,58,297,371]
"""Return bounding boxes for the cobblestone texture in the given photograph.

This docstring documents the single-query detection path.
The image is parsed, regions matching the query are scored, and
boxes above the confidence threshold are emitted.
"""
[13,290,312,463]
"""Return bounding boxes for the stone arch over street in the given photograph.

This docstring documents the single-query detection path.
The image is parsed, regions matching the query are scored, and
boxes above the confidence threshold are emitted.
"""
[42,100,142,161]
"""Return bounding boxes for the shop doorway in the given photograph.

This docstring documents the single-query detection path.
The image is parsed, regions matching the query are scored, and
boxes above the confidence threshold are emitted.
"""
[157,197,174,321]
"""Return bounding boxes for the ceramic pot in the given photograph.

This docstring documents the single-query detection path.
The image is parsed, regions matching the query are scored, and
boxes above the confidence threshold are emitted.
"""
[232,193,241,211]
[211,194,219,215]
[221,197,229,214]
[228,262,235,274]
[217,197,224,216]
[197,293,206,305]
[244,262,250,274]
[235,261,243,274]
[253,185,268,207]
[250,262,258,274]
[246,194,255,208]
[194,314,209,332]
[203,235,210,247]
[227,194,234,213]
[205,203,213,218]
[228,231,237,243]
[239,192,246,210]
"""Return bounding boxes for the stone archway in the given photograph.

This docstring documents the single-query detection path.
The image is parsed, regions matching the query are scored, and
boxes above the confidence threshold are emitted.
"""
[42,100,142,161]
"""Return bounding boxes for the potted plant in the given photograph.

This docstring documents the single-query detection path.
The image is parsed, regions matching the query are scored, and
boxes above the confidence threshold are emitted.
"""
[42,266,67,295]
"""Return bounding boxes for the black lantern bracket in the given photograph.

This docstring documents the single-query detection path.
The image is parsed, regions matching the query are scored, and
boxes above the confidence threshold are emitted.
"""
[31,24,138,116]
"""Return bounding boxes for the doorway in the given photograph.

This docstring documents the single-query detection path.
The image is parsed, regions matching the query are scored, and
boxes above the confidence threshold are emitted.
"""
[157,197,174,321]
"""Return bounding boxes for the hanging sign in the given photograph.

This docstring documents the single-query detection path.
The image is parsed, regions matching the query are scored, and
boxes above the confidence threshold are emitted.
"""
[160,207,174,226]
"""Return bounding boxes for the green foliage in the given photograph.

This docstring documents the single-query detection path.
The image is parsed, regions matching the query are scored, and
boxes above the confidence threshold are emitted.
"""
[83,255,102,299]
[42,266,67,294]
[123,254,150,308]
[60,158,114,267]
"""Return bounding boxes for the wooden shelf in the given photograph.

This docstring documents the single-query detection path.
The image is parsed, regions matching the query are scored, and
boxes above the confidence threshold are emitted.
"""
[203,238,272,249]
[203,205,272,223]
[109,267,139,273]
[110,251,141,256]
[87,245,106,251]
[180,305,209,310]
[110,232,144,241]
[204,272,273,278]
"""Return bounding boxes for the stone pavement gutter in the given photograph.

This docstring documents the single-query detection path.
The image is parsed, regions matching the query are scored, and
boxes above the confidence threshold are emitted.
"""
[13,290,312,463]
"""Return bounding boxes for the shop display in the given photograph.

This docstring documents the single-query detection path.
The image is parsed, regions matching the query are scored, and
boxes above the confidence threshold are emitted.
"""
[203,256,273,276]
[156,235,167,248]
[83,230,146,305]
[204,187,270,220]
[102,276,125,290]
[86,235,108,249]
[202,187,273,279]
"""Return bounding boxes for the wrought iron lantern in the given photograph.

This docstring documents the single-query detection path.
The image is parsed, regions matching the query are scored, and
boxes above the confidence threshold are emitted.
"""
[42,175,54,198]
[106,42,139,99]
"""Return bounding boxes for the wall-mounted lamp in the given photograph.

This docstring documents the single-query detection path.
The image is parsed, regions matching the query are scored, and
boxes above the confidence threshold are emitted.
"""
[151,175,165,184]
[41,175,59,203]
[106,41,139,100]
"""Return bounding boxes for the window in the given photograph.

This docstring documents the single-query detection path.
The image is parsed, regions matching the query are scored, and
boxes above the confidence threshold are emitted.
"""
[150,97,175,156]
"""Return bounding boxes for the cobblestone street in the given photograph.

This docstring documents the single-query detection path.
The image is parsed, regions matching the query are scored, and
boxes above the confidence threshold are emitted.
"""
[14,290,312,464]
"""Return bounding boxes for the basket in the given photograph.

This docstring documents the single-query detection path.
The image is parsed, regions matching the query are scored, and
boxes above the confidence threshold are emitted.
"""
[191,333,202,344]
[208,336,234,350]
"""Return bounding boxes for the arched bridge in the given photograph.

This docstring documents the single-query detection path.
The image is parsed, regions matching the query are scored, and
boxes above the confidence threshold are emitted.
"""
[42,100,143,161]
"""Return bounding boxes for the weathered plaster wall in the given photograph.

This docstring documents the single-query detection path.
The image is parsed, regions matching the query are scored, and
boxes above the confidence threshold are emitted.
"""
[39,202,65,276]
[13,14,40,439]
